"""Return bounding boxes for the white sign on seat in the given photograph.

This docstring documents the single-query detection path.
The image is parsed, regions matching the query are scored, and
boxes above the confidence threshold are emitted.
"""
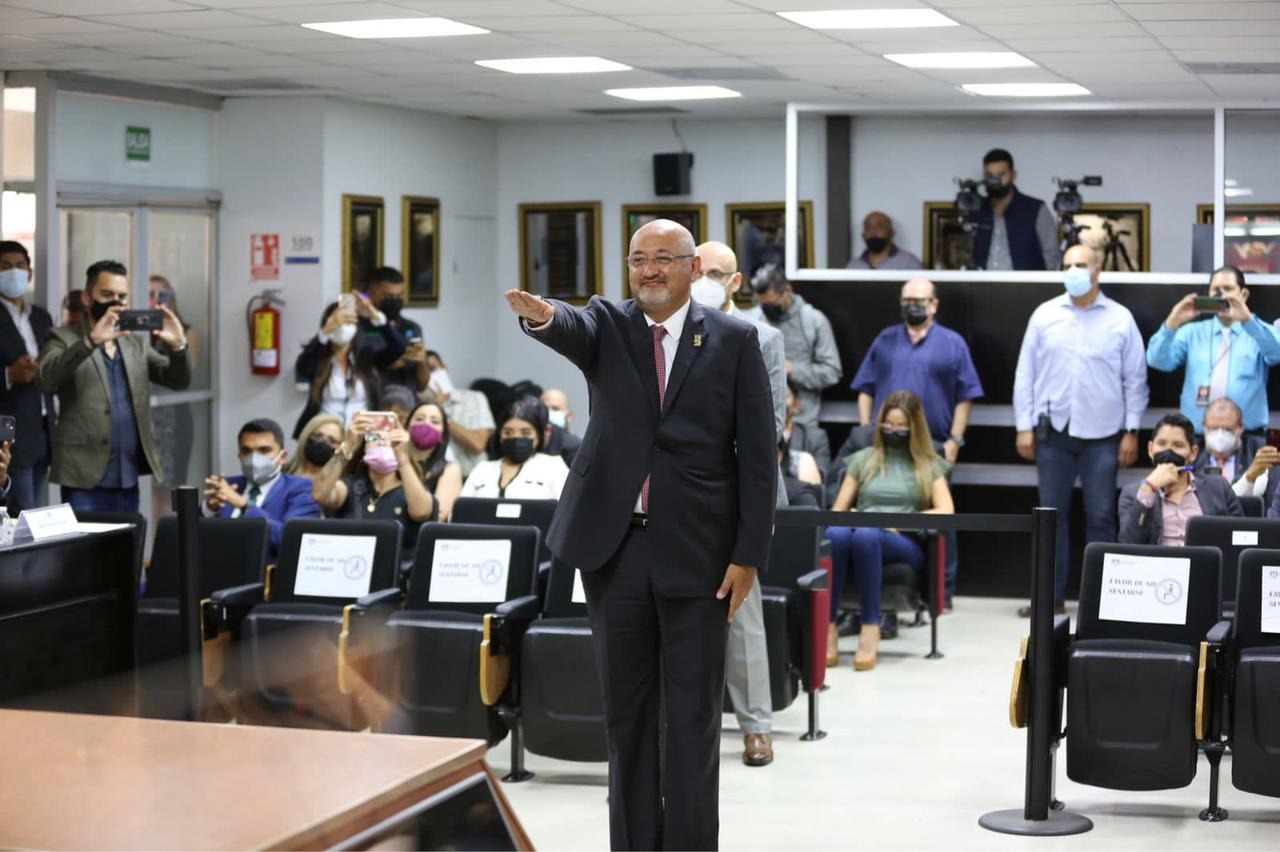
[429,539,512,603]
[1262,565,1280,635]
[1098,552,1191,626]
[495,503,522,519]
[293,533,377,598]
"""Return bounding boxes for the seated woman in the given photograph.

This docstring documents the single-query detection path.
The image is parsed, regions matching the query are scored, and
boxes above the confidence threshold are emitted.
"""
[826,391,953,672]
[781,434,824,508]
[1120,412,1243,545]
[405,400,463,522]
[311,412,435,556]
[461,397,568,500]
[285,413,345,481]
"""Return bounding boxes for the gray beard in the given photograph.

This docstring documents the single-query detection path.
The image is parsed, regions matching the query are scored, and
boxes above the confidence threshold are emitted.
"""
[636,287,673,310]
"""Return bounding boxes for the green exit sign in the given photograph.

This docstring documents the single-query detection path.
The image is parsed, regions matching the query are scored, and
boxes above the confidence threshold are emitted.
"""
[125,126,151,162]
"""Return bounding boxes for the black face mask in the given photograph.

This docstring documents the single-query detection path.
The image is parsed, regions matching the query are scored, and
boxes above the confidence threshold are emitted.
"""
[1152,449,1187,469]
[901,304,929,327]
[881,428,910,450]
[760,302,785,322]
[865,237,889,254]
[304,439,336,467]
[988,182,1012,200]
[501,437,536,464]
[90,298,123,323]
[378,297,403,320]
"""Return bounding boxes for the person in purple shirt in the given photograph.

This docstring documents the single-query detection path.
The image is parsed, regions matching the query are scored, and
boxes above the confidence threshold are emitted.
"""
[846,212,923,270]
[851,278,983,462]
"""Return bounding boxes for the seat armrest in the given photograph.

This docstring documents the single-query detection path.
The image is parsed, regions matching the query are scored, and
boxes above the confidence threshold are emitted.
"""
[1206,619,1232,647]
[495,594,540,620]
[355,588,403,611]
[796,568,829,592]
[210,582,265,607]
[1052,614,1071,694]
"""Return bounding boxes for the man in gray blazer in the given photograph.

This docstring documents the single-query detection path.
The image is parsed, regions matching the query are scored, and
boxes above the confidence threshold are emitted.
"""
[1118,412,1243,546]
[693,240,783,768]
[37,260,190,514]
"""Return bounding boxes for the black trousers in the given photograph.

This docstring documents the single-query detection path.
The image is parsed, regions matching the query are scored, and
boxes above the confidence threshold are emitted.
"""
[581,527,729,851]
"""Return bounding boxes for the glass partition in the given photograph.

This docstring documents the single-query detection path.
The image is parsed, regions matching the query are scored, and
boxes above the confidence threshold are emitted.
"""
[1222,109,1280,276]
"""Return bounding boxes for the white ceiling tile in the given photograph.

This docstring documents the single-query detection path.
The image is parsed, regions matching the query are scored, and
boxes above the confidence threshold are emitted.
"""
[1002,36,1161,52]
[226,3,430,25]
[975,21,1147,39]
[460,15,637,32]
[392,1,582,17]
[736,0,928,10]
[0,5,51,19]
[1145,20,1280,37]
[84,9,272,29]
[680,29,839,46]
[1174,48,1280,63]
[37,30,204,47]
[0,17,127,34]
[2,0,197,13]
[946,3,1127,24]
[158,24,324,42]
[522,30,692,48]
[1120,2,1280,21]
[557,0,752,12]
[1162,36,1280,51]
[1202,74,1280,98]
[616,12,786,29]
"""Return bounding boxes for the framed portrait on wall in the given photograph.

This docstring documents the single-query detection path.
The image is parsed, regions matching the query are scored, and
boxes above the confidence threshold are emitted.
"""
[342,194,384,293]
[622,204,707,284]
[401,196,440,307]
[725,201,814,305]
[519,202,603,305]
[922,201,975,270]
[1197,204,1280,274]
[1066,203,1151,272]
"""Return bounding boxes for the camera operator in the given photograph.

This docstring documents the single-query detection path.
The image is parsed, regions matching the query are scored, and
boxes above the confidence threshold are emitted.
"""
[972,148,1061,272]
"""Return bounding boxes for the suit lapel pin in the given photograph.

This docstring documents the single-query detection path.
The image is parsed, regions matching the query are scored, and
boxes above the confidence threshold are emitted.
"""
[693,334,703,349]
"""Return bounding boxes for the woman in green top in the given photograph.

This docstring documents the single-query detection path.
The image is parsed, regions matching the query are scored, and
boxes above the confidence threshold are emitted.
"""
[826,391,954,671]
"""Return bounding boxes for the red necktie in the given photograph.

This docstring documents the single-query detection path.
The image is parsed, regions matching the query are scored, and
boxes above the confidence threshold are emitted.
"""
[641,324,667,513]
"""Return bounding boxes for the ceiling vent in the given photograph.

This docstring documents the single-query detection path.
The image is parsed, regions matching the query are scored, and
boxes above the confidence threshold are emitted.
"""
[1186,62,1280,75]
[175,77,319,92]
[650,67,789,81]
[575,106,690,115]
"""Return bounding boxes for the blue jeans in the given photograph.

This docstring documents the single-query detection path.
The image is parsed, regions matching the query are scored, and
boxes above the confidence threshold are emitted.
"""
[1035,428,1120,603]
[825,526,924,624]
[7,463,48,515]
[63,486,140,514]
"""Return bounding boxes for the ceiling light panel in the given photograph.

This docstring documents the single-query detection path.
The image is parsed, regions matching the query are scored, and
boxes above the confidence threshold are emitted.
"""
[476,57,631,74]
[778,9,959,30]
[301,17,489,39]
[885,51,1034,68]
[605,85,741,101]
[961,82,1091,97]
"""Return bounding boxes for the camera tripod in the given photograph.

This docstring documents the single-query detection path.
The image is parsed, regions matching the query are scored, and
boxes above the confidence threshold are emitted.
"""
[1059,213,1087,256]
[1099,219,1135,271]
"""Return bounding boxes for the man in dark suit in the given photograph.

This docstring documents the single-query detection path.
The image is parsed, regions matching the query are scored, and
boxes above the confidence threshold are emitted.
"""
[0,241,54,512]
[1119,412,1243,545]
[505,219,776,851]
[1196,396,1279,511]
[204,418,321,557]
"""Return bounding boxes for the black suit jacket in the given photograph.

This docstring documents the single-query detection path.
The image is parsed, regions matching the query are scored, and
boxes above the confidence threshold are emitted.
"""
[1118,474,1243,545]
[526,297,776,595]
[1196,433,1280,510]
[0,302,53,468]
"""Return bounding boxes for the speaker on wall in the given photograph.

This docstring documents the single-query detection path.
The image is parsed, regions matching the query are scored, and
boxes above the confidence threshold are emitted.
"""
[653,152,693,196]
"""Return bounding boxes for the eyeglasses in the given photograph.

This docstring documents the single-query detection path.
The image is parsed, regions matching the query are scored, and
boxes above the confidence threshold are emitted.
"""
[627,253,694,271]
[700,270,733,284]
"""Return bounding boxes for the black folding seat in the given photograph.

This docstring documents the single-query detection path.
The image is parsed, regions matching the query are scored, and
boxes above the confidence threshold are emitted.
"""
[344,522,539,744]
[228,518,401,729]
[1065,542,1227,799]
[1185,516,1280,615]
[1237,495,1264,518]
[1229,548,1280,799]
[450,498,557,565]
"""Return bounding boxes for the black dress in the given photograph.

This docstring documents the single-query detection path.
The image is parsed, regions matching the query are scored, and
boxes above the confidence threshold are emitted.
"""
[336,473,426,556]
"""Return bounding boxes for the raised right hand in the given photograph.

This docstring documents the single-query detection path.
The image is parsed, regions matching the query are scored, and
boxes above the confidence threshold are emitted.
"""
[1246,445,1280,482]
[1164,293,1200,331]
[1146,462,1181,491]
[89,304,128,346]
[505,289,554,325]
[1015,430,1035,462]
[322,307,358,337]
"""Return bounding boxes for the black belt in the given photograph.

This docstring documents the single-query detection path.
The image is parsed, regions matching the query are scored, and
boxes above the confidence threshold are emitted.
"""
[629,513,648,529]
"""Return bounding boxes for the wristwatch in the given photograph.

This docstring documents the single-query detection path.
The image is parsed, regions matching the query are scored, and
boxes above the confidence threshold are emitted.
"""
[948,434,965,448]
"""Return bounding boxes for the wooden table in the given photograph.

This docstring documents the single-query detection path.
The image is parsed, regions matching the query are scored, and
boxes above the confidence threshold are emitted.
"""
[0,710,531,850]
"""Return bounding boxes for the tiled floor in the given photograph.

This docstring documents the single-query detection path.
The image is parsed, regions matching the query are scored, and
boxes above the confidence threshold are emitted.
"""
[491,596,1280,851]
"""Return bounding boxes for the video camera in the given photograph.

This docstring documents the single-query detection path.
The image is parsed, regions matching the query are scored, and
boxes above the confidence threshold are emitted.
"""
[953,175,1003,215]
[1052,175,1102,215]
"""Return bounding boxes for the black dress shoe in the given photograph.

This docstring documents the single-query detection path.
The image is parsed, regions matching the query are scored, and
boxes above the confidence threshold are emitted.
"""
[1018,602,1066,618]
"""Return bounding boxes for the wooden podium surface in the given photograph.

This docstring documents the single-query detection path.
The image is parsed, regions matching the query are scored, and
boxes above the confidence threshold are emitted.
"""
[0,709,530,850]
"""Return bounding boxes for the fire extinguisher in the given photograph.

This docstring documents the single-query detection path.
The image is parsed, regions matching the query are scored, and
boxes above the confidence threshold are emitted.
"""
[246,289,284,376]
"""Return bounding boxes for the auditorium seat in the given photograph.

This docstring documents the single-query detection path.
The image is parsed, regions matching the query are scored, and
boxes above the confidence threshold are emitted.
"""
[482,557,606,781]
[232,519,402,730]
[344,522,539,746]
[1065,543,1227,804]
[1185,516,1280,615]
[1238,496,1264,518]
[1228,548,1280,799]
[136,516,269,719]
[450,496,557,567]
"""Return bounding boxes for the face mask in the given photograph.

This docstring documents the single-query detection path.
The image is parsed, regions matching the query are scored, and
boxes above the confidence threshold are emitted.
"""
[501,437,536,464]
[241,451,281,486]
[0,268,28,300]
[691,277,727,310]
[1152,449,1187,469]
[409,422,442,451]
[364,445,399,475]
[547,409,568,429]
[1063,267,1093,299]
[760,302,785,322]
[304,438,336,467]
[378,297,402,319]
[901,304,929,327]
[330,323,357,346]
[90,298,123,323]
[988,182,1012,200]
[881,427,910,450]
[1204,428,1239,457]
[864,237,889,254]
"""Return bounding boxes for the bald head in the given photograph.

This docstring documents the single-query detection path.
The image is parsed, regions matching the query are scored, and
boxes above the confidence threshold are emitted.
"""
[901,277,936,301]
[696,240,737,274]
[628,218,700,319]
[1063,243,1099,272]
[694,241,742,313]
[630,218,696,256]
[862,211,895,255]
[900,277,937,329]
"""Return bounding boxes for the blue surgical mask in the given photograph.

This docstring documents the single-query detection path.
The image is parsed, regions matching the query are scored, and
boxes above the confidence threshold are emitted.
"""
[0,268,28,300]
[1063,266,1093,298]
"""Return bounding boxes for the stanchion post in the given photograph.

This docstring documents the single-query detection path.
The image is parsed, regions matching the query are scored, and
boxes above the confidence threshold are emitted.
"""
[979,506,1092,836]
[173,486,203,722]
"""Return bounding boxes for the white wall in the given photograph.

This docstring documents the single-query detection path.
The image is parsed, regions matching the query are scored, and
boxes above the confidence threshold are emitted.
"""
[493,117,827,419]
[56,92,215,189]
[847,113,1217,272]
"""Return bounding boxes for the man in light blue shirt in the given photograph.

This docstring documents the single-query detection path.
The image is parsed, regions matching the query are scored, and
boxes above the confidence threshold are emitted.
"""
[1147,266,1280,434]
[1014,244,1149,611]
